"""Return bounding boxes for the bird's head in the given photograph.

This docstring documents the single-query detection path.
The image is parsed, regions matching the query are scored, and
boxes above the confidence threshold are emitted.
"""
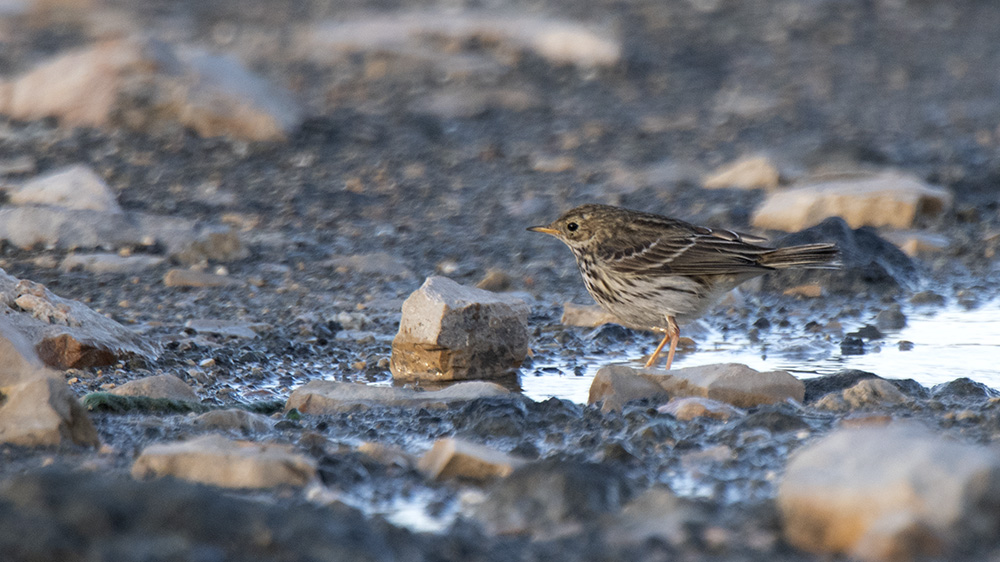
[527,204,613,251]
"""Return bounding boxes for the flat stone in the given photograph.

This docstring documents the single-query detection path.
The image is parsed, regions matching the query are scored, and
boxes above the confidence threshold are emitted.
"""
[61,252,165,274]
[285,380,509,414]
[751,171,953,231]
[814,378,909,411]
[184,319,263,339]
[390,276,529,382]
[10,164,122,213]
[111,374,199,402]
[163,269,241,288]
[295,12,621,69]
[326,252,414,278]
[560,302,618,328]
[702,155,780,190]
[657,396,746,421]
[132,434,316,489]
[778,422,1000,560]
[417,437,526,482]
[192,409,272,434]
[624,363,803,408]
[588,364,669,413]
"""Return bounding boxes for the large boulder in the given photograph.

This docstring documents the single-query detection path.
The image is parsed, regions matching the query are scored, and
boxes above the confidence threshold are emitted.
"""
[778,422,1000,561]
[390,276,529,382]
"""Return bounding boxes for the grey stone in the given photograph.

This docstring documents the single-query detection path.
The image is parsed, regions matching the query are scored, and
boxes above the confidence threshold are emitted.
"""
[814,378,910,411]
[588,364,669,413]
[61,253,165,274]
[192,409,272,433]
[285,380,509,414]
[111,374,199,402]
[10,164,122,213]
[633,363,805,408]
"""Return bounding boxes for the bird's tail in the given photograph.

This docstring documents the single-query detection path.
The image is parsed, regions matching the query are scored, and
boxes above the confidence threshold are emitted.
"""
[761,243,840,269]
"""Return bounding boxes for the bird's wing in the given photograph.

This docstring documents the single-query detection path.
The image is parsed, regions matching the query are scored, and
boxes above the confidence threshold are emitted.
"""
[601,225,775,275]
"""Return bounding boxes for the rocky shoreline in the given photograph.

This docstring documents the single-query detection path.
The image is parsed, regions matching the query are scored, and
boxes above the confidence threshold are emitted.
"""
[3,0,1000,560]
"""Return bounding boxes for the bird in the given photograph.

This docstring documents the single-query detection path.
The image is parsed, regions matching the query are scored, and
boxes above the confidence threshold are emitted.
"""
[528,204,839,370]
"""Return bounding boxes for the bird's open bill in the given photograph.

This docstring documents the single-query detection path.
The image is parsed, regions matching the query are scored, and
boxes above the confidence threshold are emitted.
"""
[527,226,559,235]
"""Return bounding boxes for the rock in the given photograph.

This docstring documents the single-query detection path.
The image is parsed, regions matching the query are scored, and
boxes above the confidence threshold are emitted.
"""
[475,269,515,292]
[605,487,709,547]
[635,363,805,408]
[390,276,529,382]
[765,217,919,295]
[184,319,262,339]
[10,164,122,213]
[417,437,526,482]
[814,378,910,411]
[0,206,138,250]
[0,469,410,562]
[0,269,157,369]
[751,171,952,231]
[560,302,618,328]
[778,422,1000,560]
[132,434,316,489]
[0,320,99,447]
[474,459,630,535]
[111,374,199,402]
[657,396,745,421]
[61,253,165,274]
[0,38,304,141]
[295,12,621,69]
[782,283,823,298]
[588,365,669,413]
[875,304,907,331]
[163,268,241,288]
[0,373,100,447]
[192,409,272,434]
[882,230,950,256]
[169,229,249,264]
[285,380,509,414]
[326,252,414,278]
[702,156,780,190]
[932,377,998,401]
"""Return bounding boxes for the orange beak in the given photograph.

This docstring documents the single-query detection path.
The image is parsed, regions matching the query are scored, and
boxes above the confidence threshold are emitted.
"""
[527,226,559,236]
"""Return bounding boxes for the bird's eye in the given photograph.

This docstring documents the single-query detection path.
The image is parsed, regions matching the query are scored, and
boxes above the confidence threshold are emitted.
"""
[566,222,579,232]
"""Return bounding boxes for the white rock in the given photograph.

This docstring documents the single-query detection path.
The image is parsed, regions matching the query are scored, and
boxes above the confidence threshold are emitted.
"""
[61,253,165,274]
[778,422,1000,560]
[390,276,529,382]
[294,12,620,69]
[132,434,316,489]
[10,164,121,213]
[751,171,953,231]
[702,156,780,190]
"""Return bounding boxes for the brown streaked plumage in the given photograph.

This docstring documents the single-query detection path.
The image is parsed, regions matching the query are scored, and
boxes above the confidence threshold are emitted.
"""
[529,204,839,370]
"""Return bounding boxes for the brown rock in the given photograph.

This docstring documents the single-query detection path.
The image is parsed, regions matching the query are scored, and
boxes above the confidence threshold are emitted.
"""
[163,268,241,288]
[751,171,953,231]
[588,364,669,413]
[390,276,529,382]
[285,380,509,414]
[111,374,199,402]
[192,409,272,433]
[418,437,526,482]
[36,333,117,369]
[782,283,823,298]
[132,434,316,488]
[814,378,909,412]
[636,363,804,408]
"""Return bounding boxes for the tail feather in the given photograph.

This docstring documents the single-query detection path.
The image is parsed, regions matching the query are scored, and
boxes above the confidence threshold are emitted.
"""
[762,243,840,269]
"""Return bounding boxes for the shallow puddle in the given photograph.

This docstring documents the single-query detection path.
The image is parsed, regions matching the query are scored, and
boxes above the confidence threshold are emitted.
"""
[520,300,1000,403]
